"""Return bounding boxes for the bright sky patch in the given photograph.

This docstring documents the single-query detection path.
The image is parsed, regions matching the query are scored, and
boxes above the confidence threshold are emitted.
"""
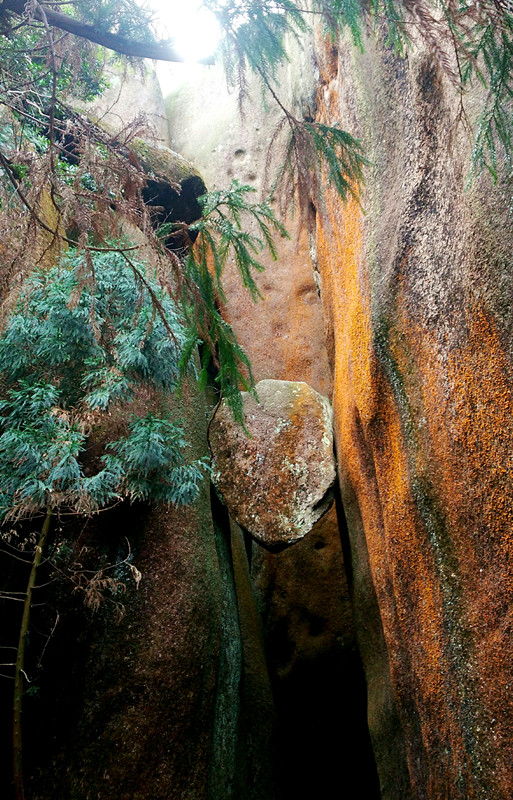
[147,0,221,62]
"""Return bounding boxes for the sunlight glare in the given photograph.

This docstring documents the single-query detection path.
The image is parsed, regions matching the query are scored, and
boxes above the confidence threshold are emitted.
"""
[146,0,221,63]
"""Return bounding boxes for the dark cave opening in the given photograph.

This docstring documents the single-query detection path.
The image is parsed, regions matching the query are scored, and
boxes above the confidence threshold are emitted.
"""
[142,173,206,249]
[262,507,382,800]
[271,647,381,800]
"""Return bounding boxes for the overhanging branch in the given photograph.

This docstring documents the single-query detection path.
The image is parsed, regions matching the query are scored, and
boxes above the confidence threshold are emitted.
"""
[0,0,215,64]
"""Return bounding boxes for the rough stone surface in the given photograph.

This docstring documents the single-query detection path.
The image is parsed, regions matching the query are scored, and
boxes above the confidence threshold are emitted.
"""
[80,63,171,147]
[164,63,330,392]
[164,63,378,797]
[74,64,205,256]
[38,21,513,800]
[165,26,513,800]
[129,138,199,186]
[313,28,513,800]
[11,383,221,800]
[4,380,276,800]
[210,380,336,549]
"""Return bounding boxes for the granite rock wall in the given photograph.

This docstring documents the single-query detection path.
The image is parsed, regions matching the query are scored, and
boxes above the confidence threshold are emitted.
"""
[313,30,513,799]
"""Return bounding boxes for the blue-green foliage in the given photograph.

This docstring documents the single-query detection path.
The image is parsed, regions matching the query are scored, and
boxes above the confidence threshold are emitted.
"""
[315,0,367,50]
[0,251,185,405]
[0,251,208,521]
[315,0,414,53]
[105,415,205,505]
[0,381,85,516]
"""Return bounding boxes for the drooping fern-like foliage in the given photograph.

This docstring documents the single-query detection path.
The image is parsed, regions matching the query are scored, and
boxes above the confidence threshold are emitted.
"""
[159,180,289,421]
[2,0,513,431]
[0,2,298,424]
[356,0,513,179]
[206,0,513,193]
[204,0,370,229]
[455,8,513,179]
[189,179,289,302]
[206,0,308,105]
[267,111,369,230]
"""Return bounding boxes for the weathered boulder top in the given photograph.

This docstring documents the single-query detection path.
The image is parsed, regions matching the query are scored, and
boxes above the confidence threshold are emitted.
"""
[209,380,336,550]
[128,138,200,186]
[74,64,201,187]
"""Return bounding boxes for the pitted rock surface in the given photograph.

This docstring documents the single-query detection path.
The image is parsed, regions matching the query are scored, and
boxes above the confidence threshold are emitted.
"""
[209,380,336,549]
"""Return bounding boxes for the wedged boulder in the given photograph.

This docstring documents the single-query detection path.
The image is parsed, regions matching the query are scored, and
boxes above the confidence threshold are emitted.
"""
[209,380,336,550]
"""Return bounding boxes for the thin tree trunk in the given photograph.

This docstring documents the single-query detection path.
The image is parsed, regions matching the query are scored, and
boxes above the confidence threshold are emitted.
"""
[13,507,52,800]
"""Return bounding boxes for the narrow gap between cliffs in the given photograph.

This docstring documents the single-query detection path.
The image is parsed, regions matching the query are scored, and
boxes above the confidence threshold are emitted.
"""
[155,177,382,800]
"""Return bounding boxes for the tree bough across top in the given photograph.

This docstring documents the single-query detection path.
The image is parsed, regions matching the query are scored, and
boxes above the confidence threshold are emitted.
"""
[1,3,513,800]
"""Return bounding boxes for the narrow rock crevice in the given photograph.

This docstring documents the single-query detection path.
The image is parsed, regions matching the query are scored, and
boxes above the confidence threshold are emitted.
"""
[208,376,382,798]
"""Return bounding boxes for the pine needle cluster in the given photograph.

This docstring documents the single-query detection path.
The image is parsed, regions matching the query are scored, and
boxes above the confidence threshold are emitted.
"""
[207,0,513,192]
[207,0,308,107]
[173,180,289,422]
[0,250,209,523]
[267,111,369,233]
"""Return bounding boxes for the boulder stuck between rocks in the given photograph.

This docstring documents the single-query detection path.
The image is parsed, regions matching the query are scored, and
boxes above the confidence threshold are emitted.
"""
[209,379,336,550]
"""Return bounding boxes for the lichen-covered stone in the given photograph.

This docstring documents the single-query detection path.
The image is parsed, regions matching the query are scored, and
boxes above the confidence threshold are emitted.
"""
[209,380,336,550]
[313,29,513,800]
[128,138,199,185]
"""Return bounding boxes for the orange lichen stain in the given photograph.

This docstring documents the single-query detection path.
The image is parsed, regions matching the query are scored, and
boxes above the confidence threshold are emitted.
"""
[312,77,472,791]
[315,189,481,791]
[313,45,513,796]
[314,39,513,800]
[393,304,513,794]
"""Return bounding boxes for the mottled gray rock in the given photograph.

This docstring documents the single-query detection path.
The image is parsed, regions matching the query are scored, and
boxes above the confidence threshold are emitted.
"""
[78,64,171,147]
[209,380,336,550]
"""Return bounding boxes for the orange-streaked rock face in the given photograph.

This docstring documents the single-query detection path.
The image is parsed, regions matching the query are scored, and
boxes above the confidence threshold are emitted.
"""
[315,31,513,800]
